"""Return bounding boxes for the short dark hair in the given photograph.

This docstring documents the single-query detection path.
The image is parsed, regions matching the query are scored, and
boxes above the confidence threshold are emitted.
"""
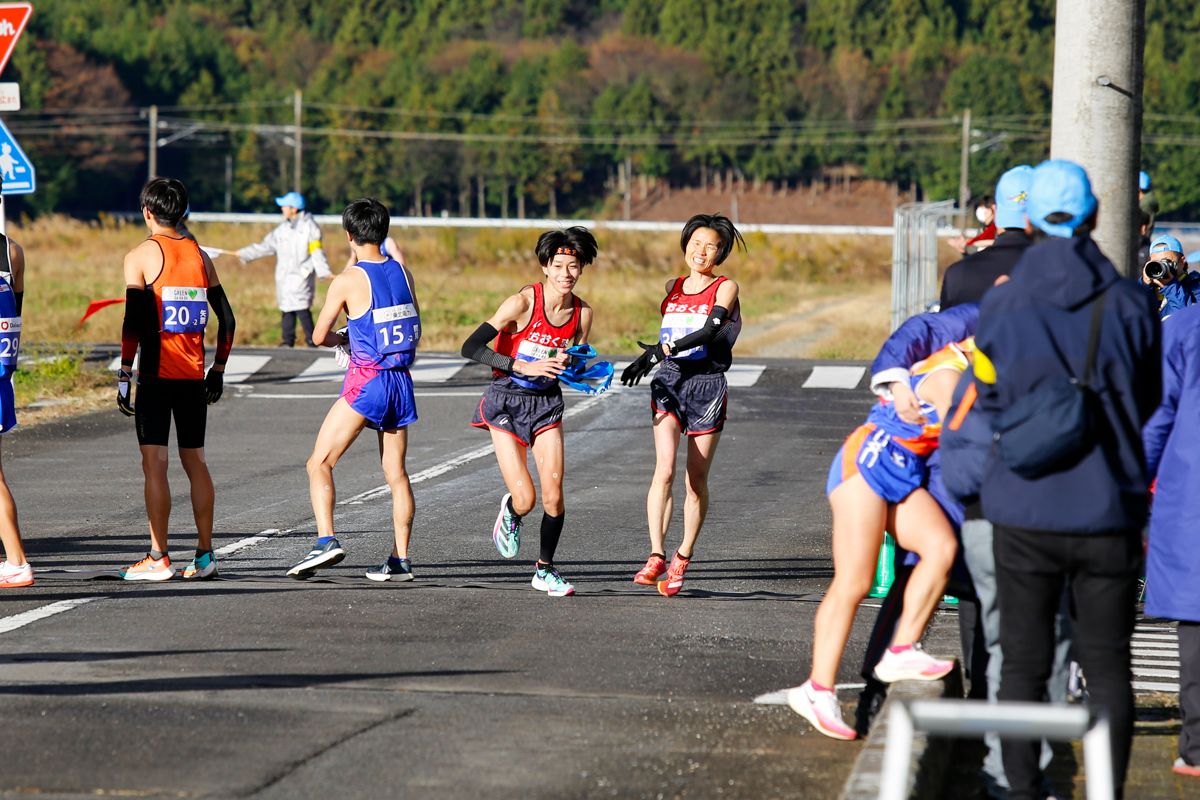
[680,213,746,266]
[342,197,390,245]
[140,177,188,228]
[535,226,598,266]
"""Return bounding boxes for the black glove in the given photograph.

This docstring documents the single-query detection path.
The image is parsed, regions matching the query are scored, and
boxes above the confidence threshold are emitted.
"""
[116,370,135,417]
[205,368,224,405]
[620,341,664,387]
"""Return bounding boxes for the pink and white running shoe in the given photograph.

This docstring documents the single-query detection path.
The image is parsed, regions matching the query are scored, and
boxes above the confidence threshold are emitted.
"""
[873,643,954,683]
[786,680,857,741]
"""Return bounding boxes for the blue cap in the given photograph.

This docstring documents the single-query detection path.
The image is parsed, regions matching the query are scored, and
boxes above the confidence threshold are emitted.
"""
[993,165,1032,230]
[275,191,305,210]
[1026,159,1098,238]
[1139,170,1152,192]
[1150,234,1184,256]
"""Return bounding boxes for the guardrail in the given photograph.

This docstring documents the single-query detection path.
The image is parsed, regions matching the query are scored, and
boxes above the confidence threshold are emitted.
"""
[879,699,1113,800]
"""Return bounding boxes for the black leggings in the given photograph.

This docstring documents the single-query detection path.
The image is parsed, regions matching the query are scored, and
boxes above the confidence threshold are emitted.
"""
[281,309,315,347]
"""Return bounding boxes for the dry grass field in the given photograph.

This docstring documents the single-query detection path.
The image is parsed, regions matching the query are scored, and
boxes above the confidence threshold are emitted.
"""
[9,216,927,420]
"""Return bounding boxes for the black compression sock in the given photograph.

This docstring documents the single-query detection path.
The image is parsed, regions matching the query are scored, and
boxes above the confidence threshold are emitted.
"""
[506,496,523,520]
[539,512,565,564]
[195,548,213,558]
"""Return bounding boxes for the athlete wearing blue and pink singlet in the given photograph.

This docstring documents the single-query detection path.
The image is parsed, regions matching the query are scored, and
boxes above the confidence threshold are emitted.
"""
[827,339,974,503]
[341,257,420,431]
[0,270,20,434]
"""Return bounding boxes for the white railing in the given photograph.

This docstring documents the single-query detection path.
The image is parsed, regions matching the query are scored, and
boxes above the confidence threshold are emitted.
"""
[890,200,959,330]
[879,699,1113,800]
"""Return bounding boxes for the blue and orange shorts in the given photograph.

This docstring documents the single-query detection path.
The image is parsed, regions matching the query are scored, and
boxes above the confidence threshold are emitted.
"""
[341,365,417,431]
[826,423,927,504]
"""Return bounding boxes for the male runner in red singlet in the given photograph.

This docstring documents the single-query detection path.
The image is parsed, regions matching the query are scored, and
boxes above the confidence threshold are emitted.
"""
[117,178,236,581]
[461,227,597,596]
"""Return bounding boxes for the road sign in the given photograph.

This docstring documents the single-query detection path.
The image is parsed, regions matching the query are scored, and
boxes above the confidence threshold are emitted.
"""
[0,82,19,111]
[0,3,30,77]
[0,118,33,194]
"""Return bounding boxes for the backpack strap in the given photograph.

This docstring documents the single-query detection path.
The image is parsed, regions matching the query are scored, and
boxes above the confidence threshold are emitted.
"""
[1080,291,1107,387]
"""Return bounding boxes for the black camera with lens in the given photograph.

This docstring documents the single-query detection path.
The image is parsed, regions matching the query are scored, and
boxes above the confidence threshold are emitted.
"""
[1146,258,1178,282]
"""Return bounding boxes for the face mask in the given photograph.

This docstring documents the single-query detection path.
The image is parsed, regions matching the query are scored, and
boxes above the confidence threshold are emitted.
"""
[976,206,993,225]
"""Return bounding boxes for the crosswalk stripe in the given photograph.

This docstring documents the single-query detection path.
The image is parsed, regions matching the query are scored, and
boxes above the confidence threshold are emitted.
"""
[221,354,271,384]
[803,365,865,389]
[409,357,467,382]
[1129,640,1177,649]
[1131,633,1179,641]
[288,356,343,383]
[1133,680,1179,692]
[1133,667,1180,678]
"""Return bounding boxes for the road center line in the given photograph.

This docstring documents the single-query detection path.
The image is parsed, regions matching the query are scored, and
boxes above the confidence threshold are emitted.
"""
[0,598,97,634]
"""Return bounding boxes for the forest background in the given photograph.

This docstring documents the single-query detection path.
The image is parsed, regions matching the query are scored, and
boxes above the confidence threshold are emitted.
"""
[5,0,1198,221]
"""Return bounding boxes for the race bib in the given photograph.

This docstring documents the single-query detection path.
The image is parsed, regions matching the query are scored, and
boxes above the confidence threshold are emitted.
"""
[0,316,19,366]
[512,339,561,389]
[371,302,420,353]
[660,311,706,360]
[161,286,208,333]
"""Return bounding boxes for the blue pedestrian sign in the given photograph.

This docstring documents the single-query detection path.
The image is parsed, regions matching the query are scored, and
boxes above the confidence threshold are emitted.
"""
[0,118,33,195]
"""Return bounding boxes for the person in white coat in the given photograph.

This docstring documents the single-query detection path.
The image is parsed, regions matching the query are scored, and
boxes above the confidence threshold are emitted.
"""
[236,191,332,346]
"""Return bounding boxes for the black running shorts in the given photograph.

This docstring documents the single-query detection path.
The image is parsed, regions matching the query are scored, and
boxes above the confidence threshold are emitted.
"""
[135,378,207,449]
[650,361,728,436]
[471,379,564,447]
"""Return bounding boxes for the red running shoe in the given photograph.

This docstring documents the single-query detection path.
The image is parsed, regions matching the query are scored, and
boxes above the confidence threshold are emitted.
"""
[633,554,667,585]
[656,553,690,597]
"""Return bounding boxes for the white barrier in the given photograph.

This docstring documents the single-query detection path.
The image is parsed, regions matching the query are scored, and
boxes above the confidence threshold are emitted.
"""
[879,699,1113,800]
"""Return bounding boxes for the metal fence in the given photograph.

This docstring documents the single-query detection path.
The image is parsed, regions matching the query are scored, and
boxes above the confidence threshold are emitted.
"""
[890,200,959,330]
[879,699,1113,800]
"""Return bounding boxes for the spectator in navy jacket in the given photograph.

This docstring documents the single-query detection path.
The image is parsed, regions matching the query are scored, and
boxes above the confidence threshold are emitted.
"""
[1142,303,1200,779]
[940,166,1034,309]
[973,159,1161,800]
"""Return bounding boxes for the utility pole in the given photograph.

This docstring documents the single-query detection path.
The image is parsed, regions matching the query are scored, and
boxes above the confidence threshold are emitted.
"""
[147,104,158,180]
[293,89,302,193]
[958,108,971,224]
[1049,0,1145,275]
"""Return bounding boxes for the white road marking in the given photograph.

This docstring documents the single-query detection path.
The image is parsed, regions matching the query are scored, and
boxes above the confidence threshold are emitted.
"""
[220,354,272,384]
[214,529,281,557]
[410,357,467,382]
[610,361,765,389]
[1128,640,1177,649]
[245,391,482,400]
[0,598,97,634]
[1133,659,1180,667]
[802,365,865,390]
[1131,633,1178,641]
[1133,680,1179,692]
[289,356,344,383]
[1133,667,1180,679]
[753,683,866,705]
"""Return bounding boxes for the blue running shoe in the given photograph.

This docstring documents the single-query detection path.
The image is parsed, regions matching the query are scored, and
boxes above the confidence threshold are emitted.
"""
[531,564,575,597]
[287,537,345,580]
[491,493,521,558]
[182,551,218,580]
[366,557,413,582]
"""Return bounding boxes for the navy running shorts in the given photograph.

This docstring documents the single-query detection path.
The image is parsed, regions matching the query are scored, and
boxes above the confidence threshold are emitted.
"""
[342,364,418,431]
[650,361,728,436]
[135,378,207,449]
[471,378,564,447]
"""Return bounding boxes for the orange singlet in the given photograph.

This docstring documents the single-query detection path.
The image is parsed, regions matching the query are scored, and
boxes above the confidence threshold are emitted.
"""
[147,234,209,380]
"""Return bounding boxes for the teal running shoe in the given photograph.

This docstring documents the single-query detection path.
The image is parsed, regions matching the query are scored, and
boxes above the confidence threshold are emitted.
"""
[491,493,521,558]
[182,551,218,580]
[531,564,575,597]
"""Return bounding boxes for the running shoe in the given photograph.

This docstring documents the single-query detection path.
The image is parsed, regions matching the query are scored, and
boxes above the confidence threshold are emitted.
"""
[787,680,857,741]
[656,552,690,597]
[491,493,521,558]
[182,551,218,580]
[286,537,345,579]
[120,554,175,582]
[0,560,33,588]
[633,553,667,585]
[1174,758,1200,777]
[872,643,954,683]
[366,557,414,582]
[531,564,575,597]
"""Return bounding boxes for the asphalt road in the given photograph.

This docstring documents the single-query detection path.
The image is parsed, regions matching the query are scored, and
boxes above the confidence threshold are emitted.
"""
[0,349,960,799]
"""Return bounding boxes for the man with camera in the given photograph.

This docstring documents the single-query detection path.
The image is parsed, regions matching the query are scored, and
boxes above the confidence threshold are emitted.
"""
[1142,234,1200,320]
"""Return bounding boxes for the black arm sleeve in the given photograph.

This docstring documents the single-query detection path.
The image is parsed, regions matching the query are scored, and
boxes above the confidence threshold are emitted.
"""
[13,291,21,316]
[208,284,236,366]
[121,287,151,369]
[666,305,730,355]
[462,322,515,373]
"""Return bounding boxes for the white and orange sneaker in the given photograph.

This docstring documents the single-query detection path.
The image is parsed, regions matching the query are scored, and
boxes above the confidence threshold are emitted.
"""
[119,554,176,582]
[873,643,954,683]
[656,552,690,597]
[787,680,857,740]
[0,560,33,588]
